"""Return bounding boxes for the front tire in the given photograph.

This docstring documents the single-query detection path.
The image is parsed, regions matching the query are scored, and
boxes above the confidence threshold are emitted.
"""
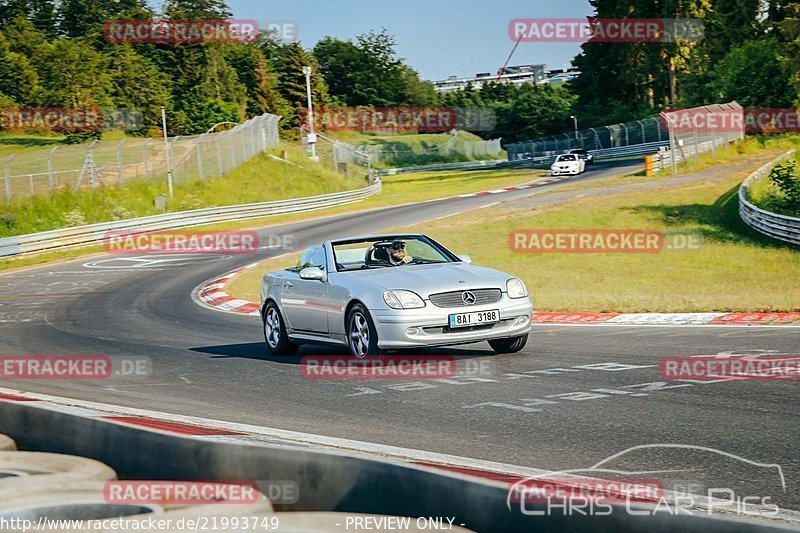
[263,302,299,356]
[489,334,528,354]
[346,304,382,358]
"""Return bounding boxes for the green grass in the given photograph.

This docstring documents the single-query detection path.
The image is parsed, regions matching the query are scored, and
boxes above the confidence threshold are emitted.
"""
[0,147,368,237]
[326,130,506,168]
[658,134,800,176]
[0,133,65,158]
[230,149,800,312]
[746,153,800,217]
[0,163,551,272]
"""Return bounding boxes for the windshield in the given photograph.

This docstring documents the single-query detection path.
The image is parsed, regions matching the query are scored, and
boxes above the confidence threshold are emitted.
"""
[556,154,578,161]
[332,236,455,271]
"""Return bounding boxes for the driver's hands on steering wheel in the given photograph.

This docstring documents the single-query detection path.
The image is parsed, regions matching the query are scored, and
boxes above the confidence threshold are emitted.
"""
[401,255,413,264]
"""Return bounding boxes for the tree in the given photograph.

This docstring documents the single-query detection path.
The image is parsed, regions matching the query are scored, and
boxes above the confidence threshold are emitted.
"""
[105,44,172,129]
[493,84,576,143]
[163,0,232,19]
[36,38,112,108]
[273,42,331,133]
[0,32,40,103]
[224,44,291,118]
[709,38,795,107]
[313,29,430,107]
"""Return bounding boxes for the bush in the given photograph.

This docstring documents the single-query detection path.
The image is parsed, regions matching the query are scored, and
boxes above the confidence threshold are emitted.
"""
[769,161,800,210]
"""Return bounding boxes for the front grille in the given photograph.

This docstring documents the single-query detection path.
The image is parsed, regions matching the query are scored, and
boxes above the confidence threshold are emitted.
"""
[429,288,502,308]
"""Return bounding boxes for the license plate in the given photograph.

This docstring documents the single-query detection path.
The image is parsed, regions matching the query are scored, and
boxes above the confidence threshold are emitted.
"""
[449,309,500,328]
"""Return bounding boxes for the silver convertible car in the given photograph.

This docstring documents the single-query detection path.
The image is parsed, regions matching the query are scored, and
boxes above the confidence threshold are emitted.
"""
[260,234,533,358]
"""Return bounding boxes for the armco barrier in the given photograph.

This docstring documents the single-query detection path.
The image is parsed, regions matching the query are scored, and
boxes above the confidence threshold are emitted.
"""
[0,400,792,532]
[0,181,381,258]
[739,149,800,246]
[507,141,668,163]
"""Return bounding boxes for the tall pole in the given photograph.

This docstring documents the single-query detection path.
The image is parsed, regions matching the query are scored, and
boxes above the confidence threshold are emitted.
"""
[570,115,578,140]
[302,66,318,162]
[161,106,174,199]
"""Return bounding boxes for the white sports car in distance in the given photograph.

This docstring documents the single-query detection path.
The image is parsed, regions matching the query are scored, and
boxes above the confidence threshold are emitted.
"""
[550,153,586,176]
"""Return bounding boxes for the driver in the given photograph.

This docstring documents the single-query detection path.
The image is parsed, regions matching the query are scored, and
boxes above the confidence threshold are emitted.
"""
[387,240,413,265]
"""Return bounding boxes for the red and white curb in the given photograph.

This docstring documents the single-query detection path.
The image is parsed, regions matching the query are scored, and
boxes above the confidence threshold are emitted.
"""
[452,175,572,198]
[192,259,285,317]
[531,312,800,326]
[2,386,798,524]
[0,386,547,483]
[195,272,800,327]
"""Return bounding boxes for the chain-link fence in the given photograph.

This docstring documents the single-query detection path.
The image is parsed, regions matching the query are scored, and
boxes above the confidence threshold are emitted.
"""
[658,102,744,173]
[1,113,281,201]
[300,127,373,181]
[505,117,667,160]
[354,134,503,167]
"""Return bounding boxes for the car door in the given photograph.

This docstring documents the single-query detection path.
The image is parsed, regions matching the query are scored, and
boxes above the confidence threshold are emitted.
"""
[280,246,330,335]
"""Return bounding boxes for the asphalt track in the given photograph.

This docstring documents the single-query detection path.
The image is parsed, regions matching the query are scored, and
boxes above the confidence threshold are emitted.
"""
[1,157,798,517]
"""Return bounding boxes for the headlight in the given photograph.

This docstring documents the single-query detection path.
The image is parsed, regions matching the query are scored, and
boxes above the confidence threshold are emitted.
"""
[506,278,528,299]
[382,290,425,309]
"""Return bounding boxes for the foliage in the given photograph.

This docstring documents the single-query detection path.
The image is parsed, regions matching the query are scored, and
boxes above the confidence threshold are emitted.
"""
[768,160,800,212]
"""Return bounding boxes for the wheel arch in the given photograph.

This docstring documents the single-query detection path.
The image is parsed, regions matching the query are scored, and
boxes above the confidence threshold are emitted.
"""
[343,299,368,327]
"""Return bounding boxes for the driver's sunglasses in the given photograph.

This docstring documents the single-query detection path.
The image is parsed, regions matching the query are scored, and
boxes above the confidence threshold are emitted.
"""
[391,243,405,250]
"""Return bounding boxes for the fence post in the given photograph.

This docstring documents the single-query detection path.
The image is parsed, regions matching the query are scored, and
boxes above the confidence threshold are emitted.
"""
[605,126,614,148]
[116,140,125,186]
[47,146,59,191]
[196,134,205,180]
[143,139,151,179]
[637,120,646,144]
[170,137,180,182]
[215,135,224,176]
[3,155,12,200]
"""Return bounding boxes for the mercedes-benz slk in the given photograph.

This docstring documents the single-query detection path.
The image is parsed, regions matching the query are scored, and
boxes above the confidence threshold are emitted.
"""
[260,234,533,358]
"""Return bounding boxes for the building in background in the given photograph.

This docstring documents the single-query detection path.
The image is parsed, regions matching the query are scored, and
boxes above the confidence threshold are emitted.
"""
[432,64,579,93]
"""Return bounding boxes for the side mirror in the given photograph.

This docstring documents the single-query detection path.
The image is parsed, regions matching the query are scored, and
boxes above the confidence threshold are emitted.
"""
[299,266,326,281]
[457,254,472,264]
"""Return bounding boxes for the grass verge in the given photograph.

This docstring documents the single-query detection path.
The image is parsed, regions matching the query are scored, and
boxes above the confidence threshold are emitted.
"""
[0,164,551,273]
[229,149,799,312]
[0,148,367,238]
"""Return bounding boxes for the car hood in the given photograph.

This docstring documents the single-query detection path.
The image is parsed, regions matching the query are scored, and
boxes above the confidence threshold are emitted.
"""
[341,263,514,297]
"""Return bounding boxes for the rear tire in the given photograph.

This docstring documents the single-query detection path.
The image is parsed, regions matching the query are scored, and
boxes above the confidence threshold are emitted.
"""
[263,302,299,356]
[346,304,383,358]
[489,334,528,354]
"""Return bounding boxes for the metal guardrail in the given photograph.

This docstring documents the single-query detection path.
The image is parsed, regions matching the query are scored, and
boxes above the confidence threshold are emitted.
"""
[739,149,800,246]
[0,181,381,258]
[375,141,664,176]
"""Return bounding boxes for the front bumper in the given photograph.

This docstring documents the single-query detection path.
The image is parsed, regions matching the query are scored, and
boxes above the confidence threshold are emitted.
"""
[372,297,533,349]
[551,167,580,175]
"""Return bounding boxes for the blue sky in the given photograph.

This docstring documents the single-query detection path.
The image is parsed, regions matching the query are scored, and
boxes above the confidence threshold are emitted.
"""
[222,0,593,81]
